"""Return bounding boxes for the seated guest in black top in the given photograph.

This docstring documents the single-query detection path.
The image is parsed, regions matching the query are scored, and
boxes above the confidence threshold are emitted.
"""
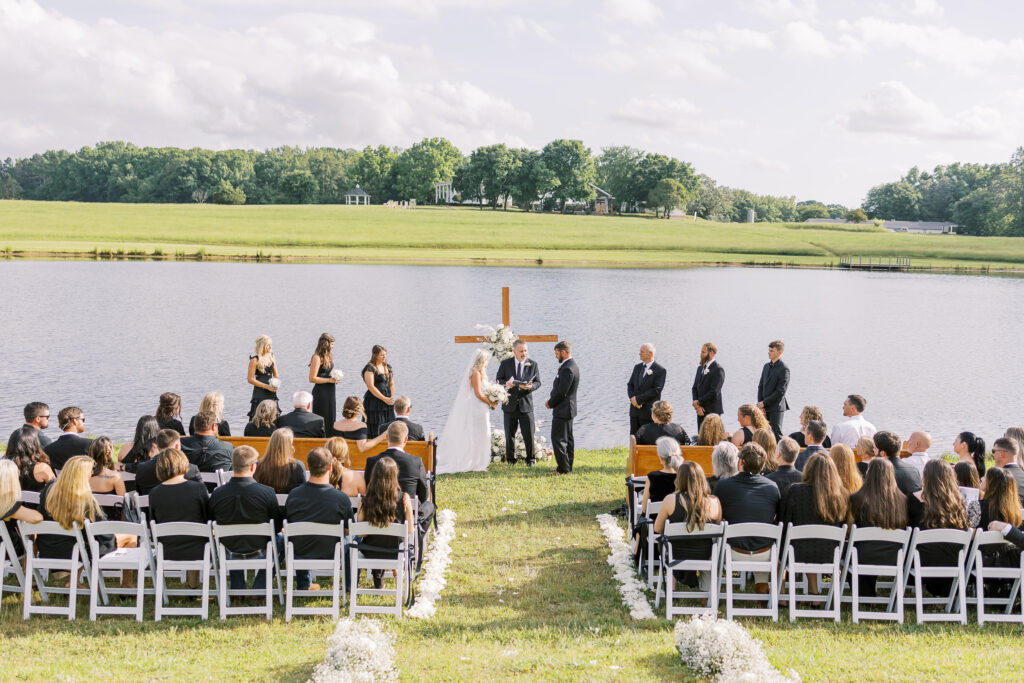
[382,396,425,442]
[854,435,876,477]
[364,421,434,539]
[0,459,44,561]
[954,461,982,528]
[708,441,739,491]
[244,400,279,437]
[641,436,683,514]
[953,431,986,479]
[906,459,968,597]
[188,391,231,437]
[155,392,186,436]
[7,402,52,452]
[209,446,281,590]
[654,460,722,591]
[766,437,802,498]
[43,406,93,470]
[794,419,828,472]
[781,452,850,594]
[88,436,126,501]
[729,404,769,448]
[714,442,781,592]
[275,391,326,438]
[636,401,689,447]
[181,410,235,472]
[751,428,778,474]
[991,437,1024,506]
[117,415,161,472]
[135,429,202,495]
[978,469,1021,592]
[148,448,211,588]
[254,428,307,495]
[285,447,353,590]
[333,396,387,453]
[357,455,414,589]
[8,427,56,492]
[874,430,921,496]
[849,457,907,596]
[788,405,831,450]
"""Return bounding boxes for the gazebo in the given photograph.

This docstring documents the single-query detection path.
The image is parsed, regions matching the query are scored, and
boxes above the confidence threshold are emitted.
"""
[590,183,614,215]
[345,185,370,205]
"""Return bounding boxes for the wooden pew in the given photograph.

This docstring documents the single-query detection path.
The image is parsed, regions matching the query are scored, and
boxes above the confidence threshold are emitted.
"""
[627,436,714,477]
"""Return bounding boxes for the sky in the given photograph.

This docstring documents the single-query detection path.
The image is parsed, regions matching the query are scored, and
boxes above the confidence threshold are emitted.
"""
[2,0,1023,206]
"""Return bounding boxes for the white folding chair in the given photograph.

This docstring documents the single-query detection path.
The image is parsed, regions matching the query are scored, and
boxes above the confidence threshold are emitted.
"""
[839,526,913,624]
[780,523,847,622]
[201,472,222,488]
[627,476,647,533]
[216,470,232,487]
[348,521,412,617]
[19,491,41,507]
[966,530,1024,625]
[903,528,972,624]
[655,521,726,618]
[213,522,283,620]
[84,517,155,621]
[276,494,289,508]
[644,500,663,588]
[121,471,136,492]
[350,495,362,515]
[18,520,96,620]
[282,520,346,621]
[1,521,27,605]
[722,522,783,621]
[151,521,218,620]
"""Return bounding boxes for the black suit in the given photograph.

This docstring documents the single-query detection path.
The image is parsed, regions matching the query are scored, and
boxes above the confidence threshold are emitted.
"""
[181,434,234,472]
[383,416,425,442]
[889,456,922,496]
[691,360,725,430]
[794,444,827,472]
[275,409,325,438]
[43,433,94,470]
[134,456,202,495]
[766,465,802,499]
[548,357,580,474]
[7,426,51,453]
[495,356,542,463]
[364,447,435,534]
[757,359,790,440]
[627,361,666,435]
[714,472,781,551]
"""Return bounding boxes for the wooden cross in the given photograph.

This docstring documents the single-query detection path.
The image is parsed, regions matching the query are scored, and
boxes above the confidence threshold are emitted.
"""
[454,286,559,344]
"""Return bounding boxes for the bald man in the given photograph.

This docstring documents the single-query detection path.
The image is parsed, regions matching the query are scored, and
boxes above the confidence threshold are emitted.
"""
[903,431,934,476]
[627,343,666,436]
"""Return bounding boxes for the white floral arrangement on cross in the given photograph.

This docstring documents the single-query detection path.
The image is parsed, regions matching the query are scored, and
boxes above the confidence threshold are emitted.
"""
[476,323,516,361]
[490,425,554,462]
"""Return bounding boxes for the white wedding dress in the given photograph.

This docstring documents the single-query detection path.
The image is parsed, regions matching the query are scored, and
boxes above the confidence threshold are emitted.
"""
[437,351,493,474]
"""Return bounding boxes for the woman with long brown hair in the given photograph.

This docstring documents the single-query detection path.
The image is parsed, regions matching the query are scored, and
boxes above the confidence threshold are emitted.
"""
[88,437,126,498]
[697,413,727,446]
[977,467,1023,595]
[850,457,908,596]
[362,345,396,438]
[247,334,280,419]
[908,459,969,596]
[653,460,722,591]
[155,392,185,435]
[325,436,366,497]
[8,426,55,492]
[829,443,863,494]
[357,456,414,588]
[253,428,307,494]
[309,332,340,436]
[752,428,778,473]
[333,396,388,453]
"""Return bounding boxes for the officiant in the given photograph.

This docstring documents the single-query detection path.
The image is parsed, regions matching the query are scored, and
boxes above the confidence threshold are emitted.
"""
[627,343,666,435]
[495,339,542,466]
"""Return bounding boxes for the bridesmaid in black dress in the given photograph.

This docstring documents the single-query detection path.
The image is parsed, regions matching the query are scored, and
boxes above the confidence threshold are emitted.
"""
[247,334,280,419]
[309,332,340,436]
[362,345,395,438]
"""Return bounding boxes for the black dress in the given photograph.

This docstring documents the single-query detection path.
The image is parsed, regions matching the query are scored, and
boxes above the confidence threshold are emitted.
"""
[312,359,337,437]
[188,415,231,437]
[338,427,368,441]
[158,418,186,436]
[907,494,966,595]
[2,501,25,557]
[780,483,844,563]
[149,480,211,561]
[243,422,276,437]
[362,363,394,439]
[249,356,279,419]
[636,422,689,446]
[360,493,407,559]
[645,471,677,506]
[19,466,48,492]
[738,426,753,444]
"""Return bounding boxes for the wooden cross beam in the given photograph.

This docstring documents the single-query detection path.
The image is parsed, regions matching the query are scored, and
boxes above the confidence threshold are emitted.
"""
[454,286,559,344]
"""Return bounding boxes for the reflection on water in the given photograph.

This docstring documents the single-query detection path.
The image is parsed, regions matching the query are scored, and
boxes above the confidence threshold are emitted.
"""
[0,261,1021,452]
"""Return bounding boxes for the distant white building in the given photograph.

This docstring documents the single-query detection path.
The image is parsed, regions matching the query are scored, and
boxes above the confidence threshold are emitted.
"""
[803,218,956,234]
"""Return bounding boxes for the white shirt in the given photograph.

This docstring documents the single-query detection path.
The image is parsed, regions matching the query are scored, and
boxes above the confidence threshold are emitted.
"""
[829,414,877,447]
[903,451,934,476]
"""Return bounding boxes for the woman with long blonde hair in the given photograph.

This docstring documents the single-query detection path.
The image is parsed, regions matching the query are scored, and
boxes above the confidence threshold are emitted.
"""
[697,413,727,446]
[362,344,396,438]
[325,436,366,497]
[190,391,230,436]
[1,459,44,529]
[653,461,722,591]
[752,428,778,473]
[437,348,495,474]
[730,404,769,447]
[309,332,340,436]
[333,396,388,453]
[247,334,280,419]
[38,456,115,569]
[253,428,307,494]
[244,399,279,437]
[829,443,863,494]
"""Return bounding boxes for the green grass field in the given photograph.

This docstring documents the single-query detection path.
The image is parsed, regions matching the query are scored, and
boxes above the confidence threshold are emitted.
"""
[1,201,1023,271]
[2,447,1020,682]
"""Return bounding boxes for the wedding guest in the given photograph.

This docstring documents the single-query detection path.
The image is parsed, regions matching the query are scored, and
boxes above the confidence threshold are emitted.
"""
[953,462,982,528]
[641,437,683,514]
[253,428,307,495]
[364,421,434,536]
[357,456,414,589]
[990,437,1024,506]
[383,396,425,442]
[903,431,935,476]
[88,437,126,501]
[653,461,723,592]
[156,392,186,435]
[794,420,828,471]
[0,459,44,532]
[979,466,1023,531]
[1005,426,1024,468]
[854,435,876,476]
[244,400,279,437]
[308,333,340,435]
[788,405,831,449]
[275,391,325,438]
[781,453,850,593]
[767,438,802,498]
[43,406,93,470]
[715,443,781,594]
[751,428,778,473]
[875,430,921,496]
[627,342,666,435]
[849,458,908,596]
[285,447,353,591]
[37,457,115,570]
[135,429,201,495]
[189,391,230,437]
[247,334,280,419]
[697,414,727,446]
[333,397,387,453]
[6,402,52,452]
[635,401,688,446]
[8,427,55,492]
[907,459,969,597]
[953,431,987,479]
[708,441,739,490]
[829,443,863,495]
[117,415,160,471]
[829,394,876,447]
[181,411,234,472]
[691,342,724,432]
[325,437,366,497]
[757,340,790,440]
[148,447,210,589]
[729,404,770,447]
[362,345,396,438]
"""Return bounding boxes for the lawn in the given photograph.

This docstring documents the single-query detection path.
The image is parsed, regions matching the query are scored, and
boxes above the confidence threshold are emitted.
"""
[1,201,1023,271]
[2,447,1020,682]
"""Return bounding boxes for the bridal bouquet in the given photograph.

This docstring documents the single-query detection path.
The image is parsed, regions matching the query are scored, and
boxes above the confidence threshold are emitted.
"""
[476,323,516,360]
[483,382,509,408]
[268,377,281,389]
[330,368,344,381]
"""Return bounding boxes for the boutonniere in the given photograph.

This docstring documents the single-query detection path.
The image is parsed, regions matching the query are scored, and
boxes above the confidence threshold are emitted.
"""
[644,368,652,377]
[524,361,532,366]
[702,367,709,376]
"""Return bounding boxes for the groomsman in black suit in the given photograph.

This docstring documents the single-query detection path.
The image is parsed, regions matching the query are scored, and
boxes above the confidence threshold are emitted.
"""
[545,341,580,475]
[627,343,666,436]
[691,342,725,431]
[757,340,790,440]
[495,340,542,465]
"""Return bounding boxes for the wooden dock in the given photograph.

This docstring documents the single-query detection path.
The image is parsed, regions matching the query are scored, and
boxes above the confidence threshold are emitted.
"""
[838,255,910,271]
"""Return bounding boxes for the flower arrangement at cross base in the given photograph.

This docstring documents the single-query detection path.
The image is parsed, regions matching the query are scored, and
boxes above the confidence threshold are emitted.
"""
[476,324,516,360]
[310,617,398,682]
[490,425,554,463]
[674,615,800,682]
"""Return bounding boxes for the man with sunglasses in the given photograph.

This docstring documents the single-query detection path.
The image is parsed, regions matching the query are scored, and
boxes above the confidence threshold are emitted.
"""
[991,438,1024,506]
[43,406,94,469]
[6,401,52,453]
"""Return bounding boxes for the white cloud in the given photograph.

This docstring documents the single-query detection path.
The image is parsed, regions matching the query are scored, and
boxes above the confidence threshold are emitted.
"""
[907,0,944,18]
[601,0,661,25]
[506,15,552,43]
[750,0,817,19]
[609,96,709,132]
[851,18,1024,72]
[780,20,835,56]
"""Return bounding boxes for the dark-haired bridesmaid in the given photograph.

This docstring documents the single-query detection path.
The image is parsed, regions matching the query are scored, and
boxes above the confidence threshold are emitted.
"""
[362,345,395,438]
[309,333,340,435]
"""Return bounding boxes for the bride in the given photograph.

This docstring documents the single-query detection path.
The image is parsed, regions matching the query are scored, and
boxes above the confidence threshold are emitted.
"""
[437,349,497,474]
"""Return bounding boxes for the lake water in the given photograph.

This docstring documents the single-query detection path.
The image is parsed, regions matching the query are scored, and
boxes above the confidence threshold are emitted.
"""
[0,261,1021,453]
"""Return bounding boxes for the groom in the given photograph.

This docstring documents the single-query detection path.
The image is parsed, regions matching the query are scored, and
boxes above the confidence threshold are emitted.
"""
[545,340,580,475]
[495,339,542,465]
